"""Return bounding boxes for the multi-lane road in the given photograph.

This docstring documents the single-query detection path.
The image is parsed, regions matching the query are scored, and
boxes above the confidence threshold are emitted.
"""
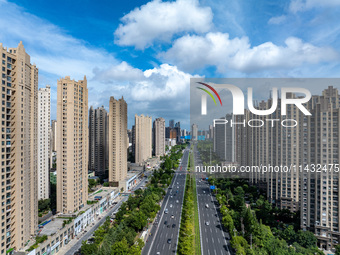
[194,143,233,255]
[142,148,189,255]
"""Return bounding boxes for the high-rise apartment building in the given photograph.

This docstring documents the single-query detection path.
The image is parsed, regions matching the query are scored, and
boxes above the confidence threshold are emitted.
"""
[243,96,303,211]
[51,120,57,152]
[108,97,128,187]
[153,117,165,157]
[89,106,108,177]
[134,114,152,164]
[213,114,235,162]
[56,76,88,214]
[191,124,198,141]
[0,42,38,252]
[38,86,51,200]
[300,86,340,249]
[169,119,174,128]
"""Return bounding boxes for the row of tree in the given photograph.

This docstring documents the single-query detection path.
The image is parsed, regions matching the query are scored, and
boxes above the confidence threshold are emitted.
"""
[80,145,185,255]
[211,178,323,255]
[178,174,195,254]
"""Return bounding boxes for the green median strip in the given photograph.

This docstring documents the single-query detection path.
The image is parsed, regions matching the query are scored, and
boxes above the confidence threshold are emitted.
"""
[178,148,201,255]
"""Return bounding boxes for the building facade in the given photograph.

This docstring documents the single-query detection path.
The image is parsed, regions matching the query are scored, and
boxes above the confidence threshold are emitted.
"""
[108,97,128,187]
[0,42,39,252]
[153,117,165,157]
[89,106,108,177]
[56,76,88,214]
[191,124,198,141]
[134,114,152,164]
[38,85,51,200]
[51,120,57,152]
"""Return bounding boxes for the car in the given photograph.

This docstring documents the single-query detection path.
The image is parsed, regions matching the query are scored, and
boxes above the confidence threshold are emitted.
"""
[205,221,210,226]
[156,252,161,255]
[167,239,172,244]
[205,204,209,208]
[167,224,170,228]
[170,204,173,208]
[172,224,176,228]
[177,182,179,184]
[177,186,179,189]
[164,209,168,214]
[164,220,168,225]
[170,195,173,198]
[203,191,205,194]
[171,215,174,219]
[174,193,176,196]
[176,200,179,203]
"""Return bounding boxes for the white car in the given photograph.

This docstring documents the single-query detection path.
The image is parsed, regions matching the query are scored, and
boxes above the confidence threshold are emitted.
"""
[176,200,179,203]
[170,204,173,208]
[205,221,210,226]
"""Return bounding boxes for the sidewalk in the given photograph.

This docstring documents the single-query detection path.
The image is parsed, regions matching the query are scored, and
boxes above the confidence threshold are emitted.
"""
[58,196,125,255]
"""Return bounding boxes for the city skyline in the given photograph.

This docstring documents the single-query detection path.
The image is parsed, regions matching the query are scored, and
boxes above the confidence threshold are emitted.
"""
[1,0,340,130]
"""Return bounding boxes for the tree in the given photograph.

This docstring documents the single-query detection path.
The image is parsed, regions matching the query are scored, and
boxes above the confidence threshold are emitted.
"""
[281,225,296,245]
[111,238,129,255]
[335,244,340,255]
[222,213,235,235]
[296,230,317,248]
[38,199,50,213]
[80,241,97,255]
[230,236,248,255]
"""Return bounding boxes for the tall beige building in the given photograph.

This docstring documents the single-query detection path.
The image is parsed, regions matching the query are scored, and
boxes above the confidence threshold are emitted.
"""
[300,86,340,249]
[108,97,127,187]
[38,85,51,200]
[0,42,38,252]
[153,117,165,157]
[56,76,88,214]
[51,120,57,152]
[134,114,152,164]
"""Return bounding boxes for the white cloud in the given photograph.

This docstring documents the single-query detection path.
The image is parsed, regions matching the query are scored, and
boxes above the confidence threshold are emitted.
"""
[0,0,117,79]
[289,0,340,13]
[160,32,339,73]
[268,15,287,25]
[131,64,200,101]
[0,0,196,127]
[114,0,213,49]
[93,61,144,82]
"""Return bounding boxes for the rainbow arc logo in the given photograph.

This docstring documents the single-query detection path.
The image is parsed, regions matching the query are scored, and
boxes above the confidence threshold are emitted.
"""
[196,82,223,107]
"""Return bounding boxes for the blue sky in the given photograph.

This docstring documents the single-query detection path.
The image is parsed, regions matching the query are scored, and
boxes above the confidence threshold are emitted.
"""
[1,0,340,129]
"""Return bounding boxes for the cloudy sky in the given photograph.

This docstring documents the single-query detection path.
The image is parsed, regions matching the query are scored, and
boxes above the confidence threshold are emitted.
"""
[1,0,340,129]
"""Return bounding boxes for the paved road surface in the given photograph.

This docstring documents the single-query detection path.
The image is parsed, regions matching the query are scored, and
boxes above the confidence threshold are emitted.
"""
[194,143,233,255]
[142,148,189,255]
